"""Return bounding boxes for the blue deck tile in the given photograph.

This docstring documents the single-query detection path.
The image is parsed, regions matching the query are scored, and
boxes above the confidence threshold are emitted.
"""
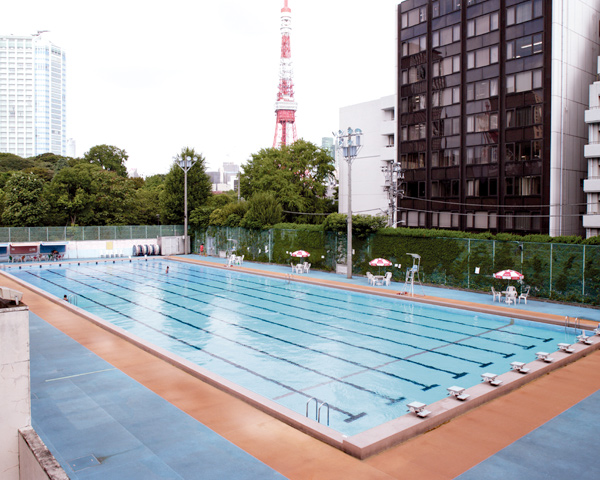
[29,313,287,480]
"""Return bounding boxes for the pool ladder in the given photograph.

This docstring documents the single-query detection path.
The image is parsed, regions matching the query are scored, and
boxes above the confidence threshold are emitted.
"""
[306,397,330,426]
[565,316,580,334]
[66,294,78,306]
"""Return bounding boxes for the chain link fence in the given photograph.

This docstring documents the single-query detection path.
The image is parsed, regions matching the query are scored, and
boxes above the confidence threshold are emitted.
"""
[0,225,183,242]
[195,226,600,305]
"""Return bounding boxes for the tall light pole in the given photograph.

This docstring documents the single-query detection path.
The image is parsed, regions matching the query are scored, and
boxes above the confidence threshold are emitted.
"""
[177,155,196,255]
[335,128,363,279]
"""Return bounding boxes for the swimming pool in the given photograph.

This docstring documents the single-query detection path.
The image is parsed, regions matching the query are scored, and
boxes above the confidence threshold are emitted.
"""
[10,259,578,436]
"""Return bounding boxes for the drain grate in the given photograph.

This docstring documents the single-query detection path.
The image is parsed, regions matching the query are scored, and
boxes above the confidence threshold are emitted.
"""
[69,454,100,472]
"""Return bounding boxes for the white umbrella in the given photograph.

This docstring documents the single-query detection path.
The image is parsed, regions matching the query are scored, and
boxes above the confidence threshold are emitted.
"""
[291,250,310,258]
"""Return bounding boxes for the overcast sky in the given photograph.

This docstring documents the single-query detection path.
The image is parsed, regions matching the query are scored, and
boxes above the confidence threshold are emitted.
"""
[2,0,400,176]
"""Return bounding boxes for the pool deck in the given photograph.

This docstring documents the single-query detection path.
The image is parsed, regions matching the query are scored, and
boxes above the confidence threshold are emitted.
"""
[2,256,600,479]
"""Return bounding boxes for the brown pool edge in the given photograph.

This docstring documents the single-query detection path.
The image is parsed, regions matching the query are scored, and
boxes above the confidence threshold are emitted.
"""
[3,258,599,461]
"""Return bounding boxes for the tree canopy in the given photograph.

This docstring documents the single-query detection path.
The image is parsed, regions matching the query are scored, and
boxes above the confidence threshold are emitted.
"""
[160,147,213,224]
[83,144,129,177]
[240,140,336,224]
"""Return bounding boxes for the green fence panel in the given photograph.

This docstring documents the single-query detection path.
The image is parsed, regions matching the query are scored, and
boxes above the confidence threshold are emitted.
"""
[194,226,600,304]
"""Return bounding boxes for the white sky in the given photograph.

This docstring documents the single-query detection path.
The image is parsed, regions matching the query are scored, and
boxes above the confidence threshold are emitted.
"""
[2,0,400,176]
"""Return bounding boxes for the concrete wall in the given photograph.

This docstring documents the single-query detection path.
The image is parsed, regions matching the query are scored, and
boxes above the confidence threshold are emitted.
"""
[0,305,30,480]
[18,427,68,480]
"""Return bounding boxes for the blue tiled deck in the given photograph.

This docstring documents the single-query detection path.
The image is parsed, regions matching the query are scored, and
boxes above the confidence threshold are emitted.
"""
[30,313,287,480]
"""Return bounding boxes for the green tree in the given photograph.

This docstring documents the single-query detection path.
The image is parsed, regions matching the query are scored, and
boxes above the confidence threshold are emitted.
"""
[323,213,387,239]
[0,153,34,172]
[47,163,98,225]
[240,140,335,223]
[160,148,212,224]
[83,144,129,177]
[241,191,282,229]
[131,175,165,225]
[1,172,50,226]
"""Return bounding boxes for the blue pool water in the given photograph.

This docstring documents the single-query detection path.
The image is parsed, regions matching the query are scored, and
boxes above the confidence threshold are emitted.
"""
[10,260,580,436]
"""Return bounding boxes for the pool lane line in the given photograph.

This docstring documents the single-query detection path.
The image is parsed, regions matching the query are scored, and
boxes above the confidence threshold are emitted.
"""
[66,265,474,381]
[28,268,369,422]
[153,263,550,349]
[131,262,523,360]
[180,263,554,344]
[25,264,528,378]
[38,269,425,406]
[45,267,443,391]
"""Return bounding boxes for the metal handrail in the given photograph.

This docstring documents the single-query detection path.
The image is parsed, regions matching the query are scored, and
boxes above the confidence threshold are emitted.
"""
[306,397,318,420]
[318,402,330,426]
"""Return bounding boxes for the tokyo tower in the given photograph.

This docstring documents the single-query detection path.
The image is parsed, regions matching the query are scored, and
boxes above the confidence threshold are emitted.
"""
[273,0,298,148]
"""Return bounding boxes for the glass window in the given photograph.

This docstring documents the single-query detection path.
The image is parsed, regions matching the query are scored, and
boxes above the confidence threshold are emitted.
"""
[516,71,532,91]
[476,15,489,35]
[453,86,460,103]
[475,80,489,99]
[476,48,489,67]
[507,6,515,25]
[453,55,461,72]
[490,78,498,96]
[533,69,542,88]
[490,12,499,30]
[467,20,475,37]
[533,33,542,54]
[516,36,532,57]
[516,2,533,23]
[490,45,498,64]
[408,9,420,27]
[453,25,461,42]
[440,27,453,45]
[432,31,440,48]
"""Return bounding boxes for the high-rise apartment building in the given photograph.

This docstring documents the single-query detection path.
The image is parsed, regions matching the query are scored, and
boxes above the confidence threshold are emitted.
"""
[0,33,67,157]
[397,0,600,236]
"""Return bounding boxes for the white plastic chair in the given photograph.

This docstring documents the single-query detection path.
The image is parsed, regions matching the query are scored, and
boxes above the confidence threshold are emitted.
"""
[491,287,502,302]
[383,272,392,286]
[366,272,374,285]
[303,262,310,273]
[518,286,530,304]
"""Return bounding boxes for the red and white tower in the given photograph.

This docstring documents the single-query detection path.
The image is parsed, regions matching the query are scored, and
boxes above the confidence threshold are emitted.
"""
[273,0,298,148]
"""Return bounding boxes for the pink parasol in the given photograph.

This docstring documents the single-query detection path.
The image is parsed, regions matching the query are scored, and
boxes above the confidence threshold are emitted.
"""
[369,258,392,267]
[291,250,310,258]
[493,269,524,281]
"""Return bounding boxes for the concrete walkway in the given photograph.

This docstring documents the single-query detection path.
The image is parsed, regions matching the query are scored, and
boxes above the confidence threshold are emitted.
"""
[30,313,287,480]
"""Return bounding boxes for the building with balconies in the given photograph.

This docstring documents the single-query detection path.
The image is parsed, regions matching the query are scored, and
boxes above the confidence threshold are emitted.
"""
[337,95,398,225]
[583,57,600,238]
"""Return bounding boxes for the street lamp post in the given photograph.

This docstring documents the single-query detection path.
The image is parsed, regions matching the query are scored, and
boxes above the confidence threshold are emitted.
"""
[177,155,196,255]
[335,128,363,279]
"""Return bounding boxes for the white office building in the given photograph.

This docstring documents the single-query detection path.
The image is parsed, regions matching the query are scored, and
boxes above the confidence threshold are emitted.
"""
[338,95,398,225]
[583,57,600,238]
[0,33,67,157]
